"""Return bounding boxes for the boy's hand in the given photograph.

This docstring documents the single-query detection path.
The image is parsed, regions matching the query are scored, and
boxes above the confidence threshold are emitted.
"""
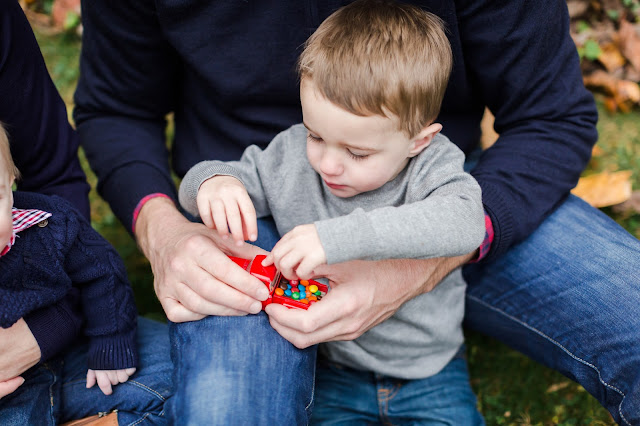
[263,224,326,279]
[197,176,258,246]
[86,368,137,396]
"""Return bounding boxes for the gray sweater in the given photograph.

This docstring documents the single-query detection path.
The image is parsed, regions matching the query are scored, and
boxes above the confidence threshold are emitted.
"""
[179,123,484,379]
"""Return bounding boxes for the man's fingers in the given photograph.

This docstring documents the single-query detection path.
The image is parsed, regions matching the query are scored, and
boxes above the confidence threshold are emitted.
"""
[0,377,25,399]
[161,285,252,323]
[196,253,269,302]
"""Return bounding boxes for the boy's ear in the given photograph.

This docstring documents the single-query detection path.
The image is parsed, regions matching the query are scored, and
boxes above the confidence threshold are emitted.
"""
[408,123,442,157]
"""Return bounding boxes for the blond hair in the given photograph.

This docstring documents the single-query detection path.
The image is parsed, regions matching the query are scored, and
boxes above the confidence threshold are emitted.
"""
[0,122,20,180]
[298,0,452,137]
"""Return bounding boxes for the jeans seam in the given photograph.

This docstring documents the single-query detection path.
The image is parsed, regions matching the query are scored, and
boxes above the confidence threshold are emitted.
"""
[127,380,167,402]
[128,412,150,426]
[468,294,631,426]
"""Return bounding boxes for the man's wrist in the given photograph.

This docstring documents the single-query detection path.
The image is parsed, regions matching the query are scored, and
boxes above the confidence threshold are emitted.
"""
[133,196,180,257]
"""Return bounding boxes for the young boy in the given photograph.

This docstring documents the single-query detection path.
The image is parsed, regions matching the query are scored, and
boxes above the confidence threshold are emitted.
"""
[179,0,485,422]
[0,123,138,401]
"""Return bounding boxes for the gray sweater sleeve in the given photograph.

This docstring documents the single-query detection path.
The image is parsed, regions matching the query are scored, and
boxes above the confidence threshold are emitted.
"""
[314,140,485,264]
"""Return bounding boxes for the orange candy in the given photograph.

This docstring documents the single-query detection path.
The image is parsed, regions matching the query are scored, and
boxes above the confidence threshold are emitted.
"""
[275,288,284,296]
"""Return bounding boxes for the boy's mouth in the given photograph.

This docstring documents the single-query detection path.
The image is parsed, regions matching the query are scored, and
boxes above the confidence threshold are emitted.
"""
[324,180,347,189]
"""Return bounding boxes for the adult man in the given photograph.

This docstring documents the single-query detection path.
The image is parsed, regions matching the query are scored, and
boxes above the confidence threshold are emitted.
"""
[74,0,640,424]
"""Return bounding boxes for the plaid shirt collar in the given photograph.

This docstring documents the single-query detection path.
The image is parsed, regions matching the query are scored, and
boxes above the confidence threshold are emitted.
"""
[1,207,52,257]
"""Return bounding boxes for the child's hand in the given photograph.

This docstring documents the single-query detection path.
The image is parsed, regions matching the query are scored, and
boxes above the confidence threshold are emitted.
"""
[197,176,258,246]
[86,368,137,396]
[263,224,326,280]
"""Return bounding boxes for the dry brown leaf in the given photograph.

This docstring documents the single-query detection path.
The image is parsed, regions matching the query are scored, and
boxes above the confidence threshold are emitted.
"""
[598,42,627,72]
[618,20,640,73]
[546,381,571,393]
[480,108,499,149]
[591,145,605,157]
[611,190,640,214]
[571,170,633,207]
[584,69,640,111]
[51,0,80,28]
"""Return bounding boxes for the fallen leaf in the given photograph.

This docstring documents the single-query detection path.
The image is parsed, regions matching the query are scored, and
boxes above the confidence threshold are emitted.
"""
[611,190,640,214]
[584,69,640,111]
[571,170,633,207]
[546,381,571,393]
[591,145,604,157]
[597,42,626,72]
[618,20,640,73]
[480,108,499,149]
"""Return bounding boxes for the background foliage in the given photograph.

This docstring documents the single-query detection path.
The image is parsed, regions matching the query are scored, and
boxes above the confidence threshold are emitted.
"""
[28,1,640,424]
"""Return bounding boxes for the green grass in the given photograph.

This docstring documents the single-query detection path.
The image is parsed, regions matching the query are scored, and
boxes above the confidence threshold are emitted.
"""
[33,26,639,425]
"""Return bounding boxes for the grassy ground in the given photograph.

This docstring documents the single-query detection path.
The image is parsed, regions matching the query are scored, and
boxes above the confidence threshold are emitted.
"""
[35,27,639,425]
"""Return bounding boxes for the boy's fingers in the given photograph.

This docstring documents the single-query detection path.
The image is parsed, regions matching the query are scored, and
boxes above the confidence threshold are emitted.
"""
[96,374,113,395]
[224,202,245,244]
[86,370,96,388]
[116,369,130,383]
[238,197,258,241]
[295,256,318,280]
[211,201,230,238]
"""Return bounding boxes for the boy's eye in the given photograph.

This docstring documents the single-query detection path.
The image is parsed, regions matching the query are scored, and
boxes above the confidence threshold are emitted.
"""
[307,133,323,142]
[347,150,369,161]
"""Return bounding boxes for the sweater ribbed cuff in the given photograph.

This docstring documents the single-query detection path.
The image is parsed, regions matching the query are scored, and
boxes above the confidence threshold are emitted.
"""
[87,326,138,370]
[477,182,515,262]
[100,163,178,235]
[24,294,83,363]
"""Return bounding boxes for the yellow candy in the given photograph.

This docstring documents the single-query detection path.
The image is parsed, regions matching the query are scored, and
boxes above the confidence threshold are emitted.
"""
[308,284,318,293]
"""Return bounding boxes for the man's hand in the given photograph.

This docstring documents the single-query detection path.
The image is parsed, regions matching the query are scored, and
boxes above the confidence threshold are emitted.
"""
[0,377,25,400]
[262,224,326,280]
[86,368,136,396]
[265,253,474,348]
[0,318,41,381]
[135,197,269,322]
[197,176,258,246]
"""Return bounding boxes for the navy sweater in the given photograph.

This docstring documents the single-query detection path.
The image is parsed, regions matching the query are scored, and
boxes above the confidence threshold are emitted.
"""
[1,192,138,370]
[1,1,91,362]
[74,0,598,261]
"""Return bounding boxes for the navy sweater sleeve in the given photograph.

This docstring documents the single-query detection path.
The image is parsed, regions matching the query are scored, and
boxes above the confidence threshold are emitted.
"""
[61,200,138,369]
[0,0,90,219]
[456,0,598,260]
[74,0,178,232]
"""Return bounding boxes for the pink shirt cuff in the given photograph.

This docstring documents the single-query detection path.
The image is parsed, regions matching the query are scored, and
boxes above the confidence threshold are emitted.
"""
[131,193,172,234]
[469,212,494,263]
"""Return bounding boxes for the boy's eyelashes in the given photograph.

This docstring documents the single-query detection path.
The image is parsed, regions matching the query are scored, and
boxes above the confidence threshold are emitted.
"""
[307,133,323,142]
[347,150,369,160]
[306,133,370,161]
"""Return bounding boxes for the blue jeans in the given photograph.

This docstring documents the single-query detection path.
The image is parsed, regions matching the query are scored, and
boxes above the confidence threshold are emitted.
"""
[312,349,484,425]
[0,317,172,425]
[169,195,640,425]
[464,194,640,426]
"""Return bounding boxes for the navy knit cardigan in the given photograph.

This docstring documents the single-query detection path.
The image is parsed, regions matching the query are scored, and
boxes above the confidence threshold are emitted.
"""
[1,192,138,370]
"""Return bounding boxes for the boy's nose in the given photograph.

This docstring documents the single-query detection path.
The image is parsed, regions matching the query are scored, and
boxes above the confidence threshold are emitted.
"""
[320,152,343,176]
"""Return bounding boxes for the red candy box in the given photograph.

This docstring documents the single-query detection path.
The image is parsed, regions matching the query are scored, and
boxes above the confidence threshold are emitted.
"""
[228,254,329,310]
